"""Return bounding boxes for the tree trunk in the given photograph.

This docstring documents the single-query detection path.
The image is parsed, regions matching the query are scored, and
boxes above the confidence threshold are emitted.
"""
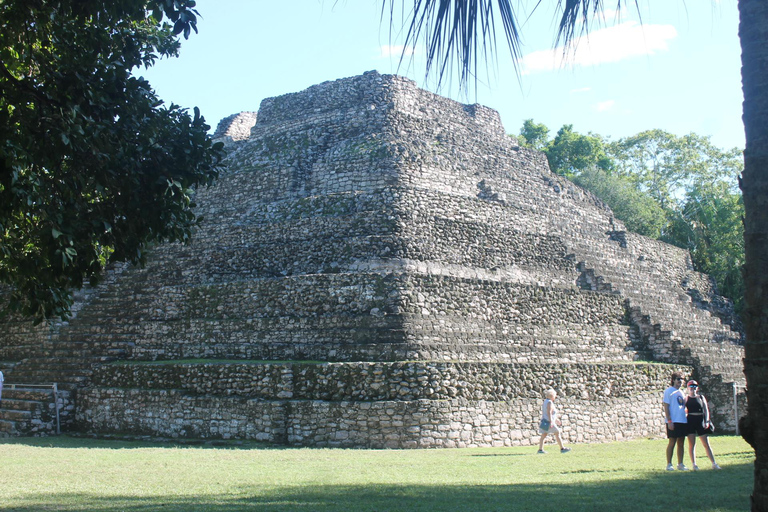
[738,0,768,509]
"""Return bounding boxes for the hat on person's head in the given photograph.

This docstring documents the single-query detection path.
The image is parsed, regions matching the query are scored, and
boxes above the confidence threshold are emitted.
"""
[687,380,698,388]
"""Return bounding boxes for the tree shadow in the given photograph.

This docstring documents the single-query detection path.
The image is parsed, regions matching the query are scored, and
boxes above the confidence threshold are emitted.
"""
[0,434,278,450]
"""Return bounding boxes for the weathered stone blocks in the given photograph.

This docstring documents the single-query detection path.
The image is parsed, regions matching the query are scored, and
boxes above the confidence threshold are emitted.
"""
[78,361,688,448]
[1,71,745,443]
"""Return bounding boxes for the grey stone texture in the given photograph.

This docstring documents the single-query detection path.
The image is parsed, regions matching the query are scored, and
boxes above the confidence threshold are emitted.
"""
[0,71,744,444]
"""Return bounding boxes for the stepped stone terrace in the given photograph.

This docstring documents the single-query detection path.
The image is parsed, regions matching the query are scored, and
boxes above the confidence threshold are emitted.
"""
[0,71,745,446]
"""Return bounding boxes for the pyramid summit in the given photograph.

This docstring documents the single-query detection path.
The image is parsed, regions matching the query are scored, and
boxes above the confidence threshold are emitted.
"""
[0,71,745,445]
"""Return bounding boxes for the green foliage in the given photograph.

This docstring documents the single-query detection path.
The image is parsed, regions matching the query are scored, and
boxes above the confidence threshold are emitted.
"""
[544,124,614,177]
[574,168,667,238]
[518,119,550,151]
[609,129,744,312]
[519,120,745,310]
[608,130,743,211]
[0,0,224,321]
[666,181,745,312]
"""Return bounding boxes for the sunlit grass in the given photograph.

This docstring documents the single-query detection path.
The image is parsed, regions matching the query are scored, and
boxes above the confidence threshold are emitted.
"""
[0,435,753,511]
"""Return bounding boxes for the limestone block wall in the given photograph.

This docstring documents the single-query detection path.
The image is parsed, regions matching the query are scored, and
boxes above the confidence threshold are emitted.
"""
[77,393,663,448]
[0,319,49,361]
[361,76,747,428]
[0,71,746,442]
[213,112,257,142]
[78,361,688,447]
[39,269,633,365]
[90,361,673,402]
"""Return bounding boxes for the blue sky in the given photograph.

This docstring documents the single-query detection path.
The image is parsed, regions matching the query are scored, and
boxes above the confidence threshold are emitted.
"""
[140,1,744,150]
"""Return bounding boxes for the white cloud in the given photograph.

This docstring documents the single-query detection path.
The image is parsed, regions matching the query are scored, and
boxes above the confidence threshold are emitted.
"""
[519,21,677,74]
[571,87,592,94]
[595,100,615,112]
[597,9,623,22]
[379,45,418,58]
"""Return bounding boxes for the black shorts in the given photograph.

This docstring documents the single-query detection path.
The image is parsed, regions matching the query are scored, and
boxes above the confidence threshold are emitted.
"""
[667,422,688,438]
[687,417,715,436]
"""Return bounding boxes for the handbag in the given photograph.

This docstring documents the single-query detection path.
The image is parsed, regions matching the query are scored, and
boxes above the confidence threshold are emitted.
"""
[539,418,551,430]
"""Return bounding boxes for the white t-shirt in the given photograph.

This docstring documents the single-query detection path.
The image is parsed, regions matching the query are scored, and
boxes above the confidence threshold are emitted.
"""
[663,386,686,423]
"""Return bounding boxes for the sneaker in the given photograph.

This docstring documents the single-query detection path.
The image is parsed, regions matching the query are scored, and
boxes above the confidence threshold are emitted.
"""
[537,449,546,454]
[693,465,700,471]
[677,463,689,471]
[666,463,675,471]
[560,448,571,453]
[712,463,722,470]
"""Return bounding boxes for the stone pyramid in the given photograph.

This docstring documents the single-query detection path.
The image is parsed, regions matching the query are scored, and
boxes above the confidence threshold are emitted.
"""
[0,72,745,445]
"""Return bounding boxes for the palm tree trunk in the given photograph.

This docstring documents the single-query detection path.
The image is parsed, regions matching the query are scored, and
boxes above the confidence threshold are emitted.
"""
[738,0,768,509]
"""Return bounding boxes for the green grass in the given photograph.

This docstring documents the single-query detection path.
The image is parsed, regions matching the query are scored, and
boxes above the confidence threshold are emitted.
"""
[0,435,753,511]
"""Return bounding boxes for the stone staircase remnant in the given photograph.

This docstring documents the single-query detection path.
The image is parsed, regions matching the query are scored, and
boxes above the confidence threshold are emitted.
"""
[0,72,745,445]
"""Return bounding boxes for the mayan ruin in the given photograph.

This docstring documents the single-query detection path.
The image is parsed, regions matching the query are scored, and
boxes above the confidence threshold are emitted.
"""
[0,71,746,447]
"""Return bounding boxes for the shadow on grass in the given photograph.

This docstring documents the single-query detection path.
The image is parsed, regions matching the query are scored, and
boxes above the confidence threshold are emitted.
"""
[0,435,278,450]
[5,463,753,512]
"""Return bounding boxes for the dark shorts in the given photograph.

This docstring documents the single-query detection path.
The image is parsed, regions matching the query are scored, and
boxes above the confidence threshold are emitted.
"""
[667,422,688,438]
[687,417,715,436]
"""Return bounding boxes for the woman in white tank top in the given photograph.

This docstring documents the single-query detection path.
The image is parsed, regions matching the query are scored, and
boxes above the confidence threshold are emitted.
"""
[537,389,570,454]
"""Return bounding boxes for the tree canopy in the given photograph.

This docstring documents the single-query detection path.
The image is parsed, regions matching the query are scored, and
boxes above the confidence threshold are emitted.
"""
[546,124,614,177]
[519,120,745,311]
[518,119,549,152]
[573,167,668,239]
[0,0,224,321]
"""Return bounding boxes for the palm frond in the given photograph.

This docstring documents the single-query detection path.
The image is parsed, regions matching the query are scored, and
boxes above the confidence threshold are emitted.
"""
[384,0,524,91]
[555,0,641,49]
[383,0,643,92]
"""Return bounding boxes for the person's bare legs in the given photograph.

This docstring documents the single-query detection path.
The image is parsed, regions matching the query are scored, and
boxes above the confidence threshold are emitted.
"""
[553,432,565,450]
[687,434,697,467]
[666,437,676,465]
[676,437,685,465]
[538,433,548,451]
[699,435,718,465]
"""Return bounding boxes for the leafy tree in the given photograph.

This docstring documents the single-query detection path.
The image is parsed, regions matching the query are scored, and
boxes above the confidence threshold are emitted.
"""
[518,120,668,237]
[609,129,686,210]
[573,167,667,239]
[518,119,549,151]
[518,120,614,177]
[382,3,768,503]
[0,0,224,321]
[546,124,613,177]
[667,180,745,312]
[518,118,744,313]
[609,130,743,211]
[518,119,670,238]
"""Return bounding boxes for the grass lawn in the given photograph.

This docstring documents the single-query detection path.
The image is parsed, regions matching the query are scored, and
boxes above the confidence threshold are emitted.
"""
[0,435,753,511]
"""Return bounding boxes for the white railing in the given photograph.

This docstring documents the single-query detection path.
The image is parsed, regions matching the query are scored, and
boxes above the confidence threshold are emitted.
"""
[734,382,747,435]
[4,383,61,435]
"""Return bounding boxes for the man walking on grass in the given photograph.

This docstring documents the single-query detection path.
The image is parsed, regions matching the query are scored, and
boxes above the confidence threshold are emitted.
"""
[663,372,689,470]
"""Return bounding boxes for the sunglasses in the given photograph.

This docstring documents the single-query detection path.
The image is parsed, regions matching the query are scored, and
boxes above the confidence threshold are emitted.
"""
[688,385,698,388]
[675,378,684,382]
